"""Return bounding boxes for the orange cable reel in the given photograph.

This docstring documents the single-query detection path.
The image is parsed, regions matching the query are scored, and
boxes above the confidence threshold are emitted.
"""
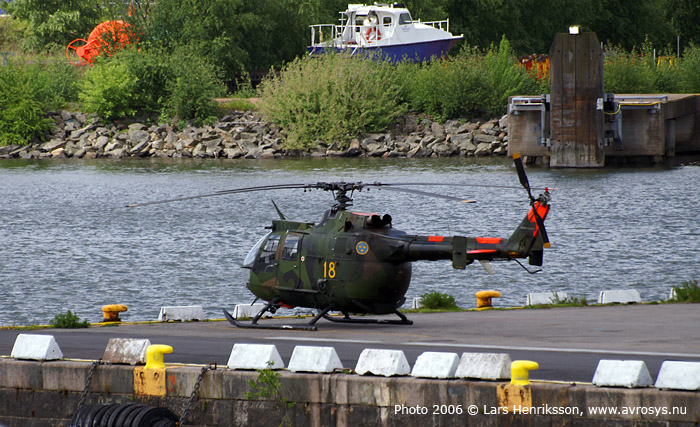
[65,20,136,66]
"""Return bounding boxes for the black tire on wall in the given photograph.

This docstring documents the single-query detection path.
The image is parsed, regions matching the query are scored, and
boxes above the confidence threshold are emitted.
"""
[70,403,178,427]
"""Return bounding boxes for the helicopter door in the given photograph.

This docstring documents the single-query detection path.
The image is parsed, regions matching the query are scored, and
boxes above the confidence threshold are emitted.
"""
[277,233,303,290]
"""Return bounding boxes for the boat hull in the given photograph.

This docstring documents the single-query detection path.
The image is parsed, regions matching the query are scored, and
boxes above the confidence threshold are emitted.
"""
[307,36,462,62]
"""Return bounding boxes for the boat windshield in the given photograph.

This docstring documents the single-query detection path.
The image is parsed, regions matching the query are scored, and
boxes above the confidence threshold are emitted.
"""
[399,13,412,25]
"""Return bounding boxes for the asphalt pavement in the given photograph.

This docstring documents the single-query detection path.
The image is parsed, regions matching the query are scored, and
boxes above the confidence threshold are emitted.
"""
[2,304,699,383]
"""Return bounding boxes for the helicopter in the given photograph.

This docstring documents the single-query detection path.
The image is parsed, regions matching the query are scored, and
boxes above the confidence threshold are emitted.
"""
[128,154,551,330]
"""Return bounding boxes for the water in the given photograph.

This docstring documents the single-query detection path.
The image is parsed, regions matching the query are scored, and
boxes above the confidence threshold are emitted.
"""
[1,157,699,326]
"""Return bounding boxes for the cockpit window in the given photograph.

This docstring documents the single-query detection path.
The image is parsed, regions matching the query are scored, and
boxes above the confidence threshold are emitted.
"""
[253,234,280,271]
[242,232,270,268]
[399,13,412,25]
[281,234,300,260]
[262,235,280,254]
[383,17,392,26]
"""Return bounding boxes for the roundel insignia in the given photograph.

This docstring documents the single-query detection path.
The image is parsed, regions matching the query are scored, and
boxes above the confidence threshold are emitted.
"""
[356,241,369,255]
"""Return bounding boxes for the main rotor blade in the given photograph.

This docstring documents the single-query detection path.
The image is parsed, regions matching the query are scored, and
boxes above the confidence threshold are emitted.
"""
[126,183,310,207]
[377,181,548,191]
[377,186,476,203]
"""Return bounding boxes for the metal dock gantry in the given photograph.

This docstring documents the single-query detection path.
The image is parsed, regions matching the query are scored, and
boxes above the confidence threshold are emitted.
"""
[508,31,700,167]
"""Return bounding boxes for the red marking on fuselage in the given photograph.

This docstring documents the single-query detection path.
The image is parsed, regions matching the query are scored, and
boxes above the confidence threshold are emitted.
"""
[428,236,445,242]
[468,249,497,254]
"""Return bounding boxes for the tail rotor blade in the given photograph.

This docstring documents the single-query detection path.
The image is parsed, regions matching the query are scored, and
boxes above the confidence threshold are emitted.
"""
[512,153,532,198]
[514,153,551,248]
[533,210,550,248]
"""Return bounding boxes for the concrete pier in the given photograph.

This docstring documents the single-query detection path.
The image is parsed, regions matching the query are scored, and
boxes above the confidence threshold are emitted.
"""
[508,32,700,166]
[1,358,699,426]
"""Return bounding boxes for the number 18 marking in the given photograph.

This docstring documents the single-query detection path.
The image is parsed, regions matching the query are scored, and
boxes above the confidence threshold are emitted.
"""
[323,261,336,278]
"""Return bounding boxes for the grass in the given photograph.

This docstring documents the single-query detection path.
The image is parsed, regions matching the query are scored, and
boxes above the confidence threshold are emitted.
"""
[216,98,259,114]
[419,291,461,310]
[525,294,589,309]
[670,279,700,302]
[49,310,90,328]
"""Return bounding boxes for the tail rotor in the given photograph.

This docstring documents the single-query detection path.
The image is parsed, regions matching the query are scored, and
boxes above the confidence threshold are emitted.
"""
[513,153,550,248]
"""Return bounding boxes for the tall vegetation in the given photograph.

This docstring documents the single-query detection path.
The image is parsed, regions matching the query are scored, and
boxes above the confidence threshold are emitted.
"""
[401,37,544,120]
[79,47,225,123]
[259,52,407,149]
[0,61,80,146]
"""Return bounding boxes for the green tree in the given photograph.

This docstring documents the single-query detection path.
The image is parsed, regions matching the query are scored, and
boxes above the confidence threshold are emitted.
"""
[144,0,317,82]
[665,0,700,51]
[0,0,113,51]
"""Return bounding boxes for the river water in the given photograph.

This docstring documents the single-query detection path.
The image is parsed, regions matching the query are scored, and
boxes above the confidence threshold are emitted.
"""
[1,157,699,326]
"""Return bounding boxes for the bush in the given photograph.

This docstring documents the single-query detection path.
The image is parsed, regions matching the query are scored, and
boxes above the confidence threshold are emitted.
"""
[402,38,541,120]
[420,291,459,310]
[677,44,700,93]
[49,310,90,328]
[603,45,659,93]
[0,16,26,51]
[79,57,140,120]
[161,47,226,125]
[0,63,54,146]
[78,46,225,124]
[259,52,406,149]
[672,280,700,303]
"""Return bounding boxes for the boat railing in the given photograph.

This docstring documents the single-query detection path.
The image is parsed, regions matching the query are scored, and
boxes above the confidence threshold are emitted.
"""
[310,18,452,48]
[417,19,450,32]
[310,24,342,46]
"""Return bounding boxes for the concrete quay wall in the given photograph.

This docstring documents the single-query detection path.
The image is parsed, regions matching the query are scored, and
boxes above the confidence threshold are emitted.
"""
[1,359,699,427]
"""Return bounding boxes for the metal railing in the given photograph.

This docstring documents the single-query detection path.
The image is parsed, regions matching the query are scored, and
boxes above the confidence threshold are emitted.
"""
[310,19,451,47]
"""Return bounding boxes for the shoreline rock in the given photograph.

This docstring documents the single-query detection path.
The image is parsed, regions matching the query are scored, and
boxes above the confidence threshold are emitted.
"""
[0,111,510,160]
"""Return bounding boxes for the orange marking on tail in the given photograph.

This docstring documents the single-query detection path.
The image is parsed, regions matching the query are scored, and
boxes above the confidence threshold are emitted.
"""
[476,237,502,244]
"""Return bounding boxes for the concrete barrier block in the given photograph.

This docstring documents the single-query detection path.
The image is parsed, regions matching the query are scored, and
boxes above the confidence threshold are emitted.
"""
[597,289,642,304]
[157,305,204,321]
[232,303,273,319]
[227,343,284,370]
[410,351,459,378]
[411,297,423,309]
[592,360,653,388]
[11,334,63,361]
[655,361,700,390]
[455,352,511,380]
[102,338,151,365]
[288,346,343,373]
[355,349,410,377]
[525,291,568,306]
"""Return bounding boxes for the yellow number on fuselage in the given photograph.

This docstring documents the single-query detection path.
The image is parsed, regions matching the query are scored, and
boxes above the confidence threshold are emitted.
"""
[323,261,336,279]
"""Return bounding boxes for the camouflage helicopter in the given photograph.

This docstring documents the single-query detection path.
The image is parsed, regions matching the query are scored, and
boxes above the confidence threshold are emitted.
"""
[128,154,550,330]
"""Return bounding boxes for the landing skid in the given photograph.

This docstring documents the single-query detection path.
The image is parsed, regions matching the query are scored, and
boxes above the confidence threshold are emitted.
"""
[322,309,413,325]
[222,304,413,330]
[222,304,335,331]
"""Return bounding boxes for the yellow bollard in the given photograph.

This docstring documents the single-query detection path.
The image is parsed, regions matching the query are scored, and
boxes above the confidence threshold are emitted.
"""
[145,344,173,369]
[475,290,501,309]
[101,304,128,322]
[511,360,539,385]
